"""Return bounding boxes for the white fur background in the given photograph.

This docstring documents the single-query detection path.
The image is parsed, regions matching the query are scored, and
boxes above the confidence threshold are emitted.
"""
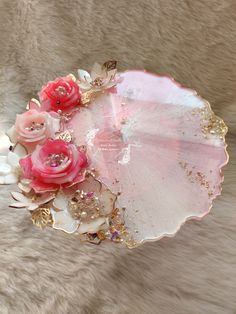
[0,1,236,313]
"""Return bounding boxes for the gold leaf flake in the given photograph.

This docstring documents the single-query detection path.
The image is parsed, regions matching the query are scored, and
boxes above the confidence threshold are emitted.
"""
[192,105,228,140]
[103,60,117,71]
[81,92,91,105]
[31,208,52,229]
[57,130,72,142]
[81,90,98,106]
[201,115,228,139]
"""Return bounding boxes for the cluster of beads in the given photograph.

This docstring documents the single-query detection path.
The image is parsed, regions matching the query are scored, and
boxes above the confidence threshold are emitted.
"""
[25,121,45,131]
[68,190,100,222]
[45,153,66,167]
[55,86,67,95]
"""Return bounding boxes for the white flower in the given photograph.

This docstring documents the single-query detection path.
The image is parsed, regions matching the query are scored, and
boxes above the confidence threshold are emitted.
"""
[0,144,27,184]
[10,191,55,211]
[77,175,117,216]
[50,208,79,234]
[50,175,116,234]
[78,61,117,91]
[18,178,32,193]
[51,191,79,233]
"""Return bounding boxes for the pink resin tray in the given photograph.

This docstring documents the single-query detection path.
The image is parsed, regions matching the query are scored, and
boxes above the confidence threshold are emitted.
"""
[0,62,228,248]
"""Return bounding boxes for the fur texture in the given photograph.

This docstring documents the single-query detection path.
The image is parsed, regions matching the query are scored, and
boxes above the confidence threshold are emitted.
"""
[0,1,236,313]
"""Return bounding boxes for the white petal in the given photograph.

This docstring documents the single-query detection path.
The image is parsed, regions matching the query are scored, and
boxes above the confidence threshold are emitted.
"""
[0,175,5,184]
[4,173,19,184]
[50,116,61,134]
[0,162,11,175]
[13,143,27,158]
[77,217,107,234]
[10,202,28,208]
[11,191,30,203]
[53,192,68,210]
[18,182,31,193]
[106,69,117,79]
[36,193,55,205]
[51,209,79,234]
[0,156,7,163]
[104,81,117,90]
[21,178,32,185]
[91,63,104,79]
[77,81,91,91]
[77,69,92,83]
[6,126,17,143]
[7,151,20,168]
[28,204,39,211]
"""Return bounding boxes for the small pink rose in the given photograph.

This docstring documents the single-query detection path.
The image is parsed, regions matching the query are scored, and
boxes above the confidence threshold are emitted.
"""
[19,139,88,193]
[7,109,60,151]
[39,76,81,112]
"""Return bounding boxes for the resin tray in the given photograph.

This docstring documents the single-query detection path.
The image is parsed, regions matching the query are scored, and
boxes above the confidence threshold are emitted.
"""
[0,64,228,248]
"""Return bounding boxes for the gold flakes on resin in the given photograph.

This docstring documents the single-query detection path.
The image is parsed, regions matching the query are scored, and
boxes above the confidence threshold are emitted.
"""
[179,161,214,197]
[201,115,228,139]
[191,105,227,139]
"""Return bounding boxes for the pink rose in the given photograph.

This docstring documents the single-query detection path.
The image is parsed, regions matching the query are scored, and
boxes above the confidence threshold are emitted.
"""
[39,76,81,112]
[7,109,60,151]
[20,139,88,193]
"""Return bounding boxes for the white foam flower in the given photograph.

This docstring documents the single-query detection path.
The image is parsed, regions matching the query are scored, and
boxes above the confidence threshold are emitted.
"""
[51,191,79,234]
[10,191,55,211]
[78,61,117,91]
[0,144,27,185]
[51,175,115,234]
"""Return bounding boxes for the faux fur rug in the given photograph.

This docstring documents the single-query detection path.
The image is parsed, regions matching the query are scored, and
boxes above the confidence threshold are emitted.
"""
[0,1,236,313]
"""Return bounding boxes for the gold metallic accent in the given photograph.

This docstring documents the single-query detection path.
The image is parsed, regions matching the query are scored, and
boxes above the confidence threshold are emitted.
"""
[97,230,106,240]
[124,238,140,249]
[81,90,99,106]
[57,130,72,142]
[31,208,52,229]
[179,161,213,194]
[103,60,117,71]
[201,115,228,139]
[191,105,228,140]
[68,190,100,222]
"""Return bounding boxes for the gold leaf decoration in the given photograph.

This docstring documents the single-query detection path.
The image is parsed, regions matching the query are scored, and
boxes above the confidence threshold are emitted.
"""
[31,208,52,229]
[57,130,72,142]
[81,90,98,106]
[103,60,117,71]
[192,106,228,140]
[201,115,228,139]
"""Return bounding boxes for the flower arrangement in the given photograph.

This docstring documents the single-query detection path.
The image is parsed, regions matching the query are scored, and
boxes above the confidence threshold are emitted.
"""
[1,61,127,245]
